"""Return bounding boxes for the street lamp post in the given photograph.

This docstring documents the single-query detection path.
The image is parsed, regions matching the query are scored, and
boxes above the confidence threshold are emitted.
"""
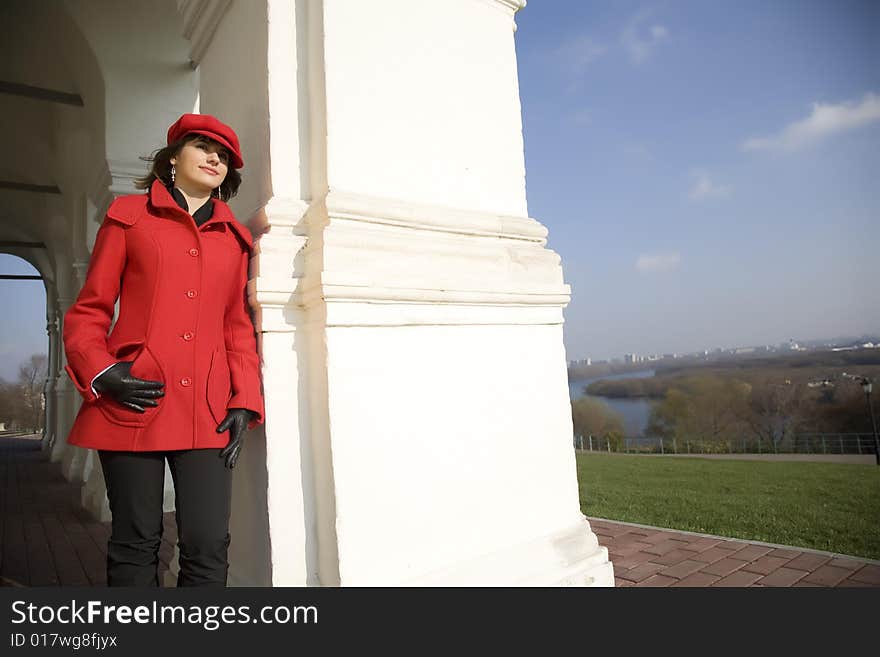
[862,379,879,467]
[842,373,879,465]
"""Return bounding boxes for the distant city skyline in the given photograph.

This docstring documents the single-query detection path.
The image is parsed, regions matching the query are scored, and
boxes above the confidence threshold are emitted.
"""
[567,330,880,365]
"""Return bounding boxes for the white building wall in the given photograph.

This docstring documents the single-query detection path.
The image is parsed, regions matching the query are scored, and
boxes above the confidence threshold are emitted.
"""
[311,0,611,585]
[323,0,528,218]
[326,324,585,583]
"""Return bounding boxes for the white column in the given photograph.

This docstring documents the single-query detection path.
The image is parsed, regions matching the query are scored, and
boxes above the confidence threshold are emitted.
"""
[60,261,91,483]
[310,0,612,585]
[81,456,111,523]
[40,310,59,454]
[52,293,75,466]
[183,0,612,586]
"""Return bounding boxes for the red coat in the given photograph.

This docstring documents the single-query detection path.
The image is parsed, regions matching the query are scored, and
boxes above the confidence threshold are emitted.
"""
[63,179,265,451]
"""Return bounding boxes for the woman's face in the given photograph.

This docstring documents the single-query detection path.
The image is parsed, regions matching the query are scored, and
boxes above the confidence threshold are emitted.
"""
[170,135,230,193]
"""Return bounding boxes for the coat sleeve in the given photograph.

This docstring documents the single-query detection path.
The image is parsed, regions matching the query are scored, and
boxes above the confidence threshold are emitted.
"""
[90,362,119,399]
[223,245,265,430]
[62,216,126,403]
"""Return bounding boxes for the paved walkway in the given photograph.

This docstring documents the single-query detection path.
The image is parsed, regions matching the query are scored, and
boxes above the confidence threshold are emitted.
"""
[589,517,880,587]
[2,434,878,587]
[1,435,176,587]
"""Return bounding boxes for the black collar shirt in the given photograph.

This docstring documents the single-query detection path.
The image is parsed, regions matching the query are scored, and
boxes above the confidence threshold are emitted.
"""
[168,185,214,227]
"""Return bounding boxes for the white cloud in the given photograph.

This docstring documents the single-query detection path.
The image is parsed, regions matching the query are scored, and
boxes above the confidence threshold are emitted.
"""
[742,92,880,153]
[620,8,670,64]
[636,253,681,273]
[553,35,608,75]
[688,170,732,200]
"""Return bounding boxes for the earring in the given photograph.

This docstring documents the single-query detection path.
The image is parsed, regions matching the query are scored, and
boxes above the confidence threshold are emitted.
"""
[215,187,223,201]
[170,165,176,184]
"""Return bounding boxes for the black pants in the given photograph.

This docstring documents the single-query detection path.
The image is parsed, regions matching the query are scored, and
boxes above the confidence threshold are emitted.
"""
[98,448,232,587]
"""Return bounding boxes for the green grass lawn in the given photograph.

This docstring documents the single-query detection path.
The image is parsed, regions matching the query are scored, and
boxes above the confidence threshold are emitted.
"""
[576,453,880,560]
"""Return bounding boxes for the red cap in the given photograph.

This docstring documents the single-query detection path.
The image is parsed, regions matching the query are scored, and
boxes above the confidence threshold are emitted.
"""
[166,113,244,169]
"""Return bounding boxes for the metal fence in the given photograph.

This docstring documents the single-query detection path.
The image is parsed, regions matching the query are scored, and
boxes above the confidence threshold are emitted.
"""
[573,433,879,455]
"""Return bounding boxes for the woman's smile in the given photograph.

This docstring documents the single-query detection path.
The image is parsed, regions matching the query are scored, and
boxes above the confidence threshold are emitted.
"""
[171,136,230,193]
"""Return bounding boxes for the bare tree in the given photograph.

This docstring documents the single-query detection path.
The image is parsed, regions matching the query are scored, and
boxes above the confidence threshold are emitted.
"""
[739,379,806,448]
[647,375,750,448]
[16,353,47,433]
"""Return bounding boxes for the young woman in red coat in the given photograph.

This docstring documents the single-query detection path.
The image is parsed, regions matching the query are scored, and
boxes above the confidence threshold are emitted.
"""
[62,113,265,587]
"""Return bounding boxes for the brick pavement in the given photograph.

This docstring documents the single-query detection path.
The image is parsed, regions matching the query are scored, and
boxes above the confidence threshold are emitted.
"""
[3,434,878,587]
[588,517,880,587]
[1,435,177,587]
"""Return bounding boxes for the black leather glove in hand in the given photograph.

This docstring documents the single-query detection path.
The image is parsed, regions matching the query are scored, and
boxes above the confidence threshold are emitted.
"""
[93,361,165,411]
[217,408,257,470]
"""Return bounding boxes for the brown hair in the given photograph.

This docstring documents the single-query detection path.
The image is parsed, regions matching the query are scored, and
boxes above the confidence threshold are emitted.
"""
[134,134,242,201]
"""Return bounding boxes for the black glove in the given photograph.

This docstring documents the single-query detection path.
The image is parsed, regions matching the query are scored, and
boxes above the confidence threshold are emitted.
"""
[93,361,165,412]
[217,408,257,469]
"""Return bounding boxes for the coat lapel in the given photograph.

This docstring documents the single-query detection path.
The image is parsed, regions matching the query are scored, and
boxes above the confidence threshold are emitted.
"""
[147,179,253,250]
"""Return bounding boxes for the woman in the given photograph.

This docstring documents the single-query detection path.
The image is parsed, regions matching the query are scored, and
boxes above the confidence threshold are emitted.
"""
[62,113,265,587]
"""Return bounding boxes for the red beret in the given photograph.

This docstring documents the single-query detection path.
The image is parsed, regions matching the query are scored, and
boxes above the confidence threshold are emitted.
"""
[166,113,244,169]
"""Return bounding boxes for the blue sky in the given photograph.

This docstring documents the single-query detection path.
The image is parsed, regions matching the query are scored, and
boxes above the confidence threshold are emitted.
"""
[1,0,879,380]
[515,0,880,362]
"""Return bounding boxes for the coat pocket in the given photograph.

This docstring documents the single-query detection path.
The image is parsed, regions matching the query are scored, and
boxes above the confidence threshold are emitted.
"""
[206,348,232,425]
[97,340,166,428]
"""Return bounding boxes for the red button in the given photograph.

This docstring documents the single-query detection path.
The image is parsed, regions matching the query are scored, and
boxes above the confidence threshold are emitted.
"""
[180,377,192,387]
[186,289,197,298]
[189,248,199,256]
[183,332,194,341]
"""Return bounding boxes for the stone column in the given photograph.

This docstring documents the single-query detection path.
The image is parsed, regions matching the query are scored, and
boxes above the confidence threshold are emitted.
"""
[184,0,612,586]
[51,293,77,465]
[40,310,59,454]
[60,260,91,483]
[311,0,612,586]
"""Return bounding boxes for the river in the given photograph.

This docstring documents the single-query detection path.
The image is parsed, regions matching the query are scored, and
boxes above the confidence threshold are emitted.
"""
[568,369,656,437]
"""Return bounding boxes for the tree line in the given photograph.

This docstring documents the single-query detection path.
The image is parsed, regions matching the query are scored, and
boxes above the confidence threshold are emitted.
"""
[571,370,878,450]
[0,353,47,433]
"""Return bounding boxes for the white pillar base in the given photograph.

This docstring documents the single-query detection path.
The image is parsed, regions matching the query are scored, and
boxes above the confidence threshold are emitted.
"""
[393,519,613,587]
